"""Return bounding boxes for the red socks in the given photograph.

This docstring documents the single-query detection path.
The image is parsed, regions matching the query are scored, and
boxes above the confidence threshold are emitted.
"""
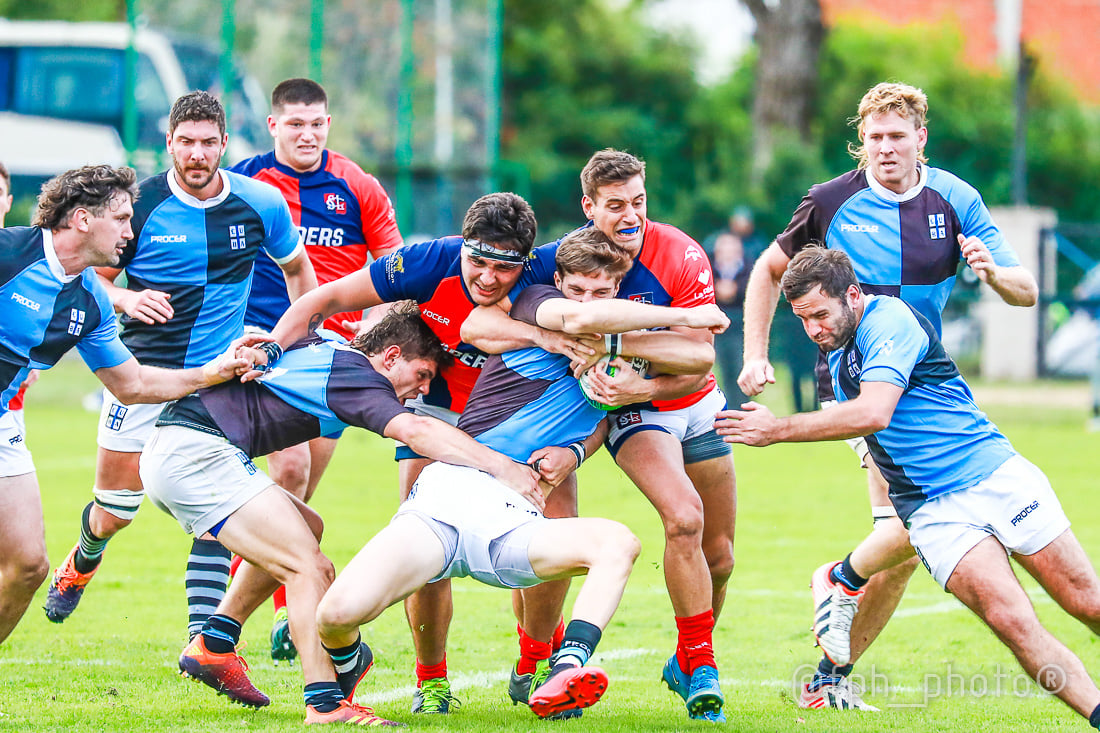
[415,656,447,686]
[675,609,716,673]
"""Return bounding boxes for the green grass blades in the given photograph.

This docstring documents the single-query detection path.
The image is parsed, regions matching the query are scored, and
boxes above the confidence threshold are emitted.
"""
[3,361,1096,731]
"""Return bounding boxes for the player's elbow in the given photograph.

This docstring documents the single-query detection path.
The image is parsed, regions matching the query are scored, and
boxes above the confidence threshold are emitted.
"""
[863,408,893,433]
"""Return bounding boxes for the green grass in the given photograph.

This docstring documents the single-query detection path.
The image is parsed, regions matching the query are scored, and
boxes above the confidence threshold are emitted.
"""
[3,361,1098,731]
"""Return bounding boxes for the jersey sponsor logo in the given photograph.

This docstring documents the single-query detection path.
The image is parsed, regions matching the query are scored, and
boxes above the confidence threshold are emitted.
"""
[1010,500,1040,526]
[504,500,540,518]
[384,252,405,283]
[299,226,345,248]
[879,338,894,357]
[68,308,86,336]
[696,270,711,286]
[422,309,451,326]
[105,403,128,431]
[149,234,187,243]
[8,433,23,446]
[11,292,41,311]
[839,223,880,233]
[324,192,347,214]
[446,345,488,369]
[685,245,704,262]
[927,213,946,240]
[229,224,247,250]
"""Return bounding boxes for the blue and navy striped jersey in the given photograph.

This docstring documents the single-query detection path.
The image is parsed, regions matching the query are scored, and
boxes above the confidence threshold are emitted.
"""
[117,170,302,369]
[828,295,1016,521]
[0,227,131,415]
[182,334,407,458]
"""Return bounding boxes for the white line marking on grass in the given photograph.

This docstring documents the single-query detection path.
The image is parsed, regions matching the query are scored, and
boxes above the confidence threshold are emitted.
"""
[365,648,656,703]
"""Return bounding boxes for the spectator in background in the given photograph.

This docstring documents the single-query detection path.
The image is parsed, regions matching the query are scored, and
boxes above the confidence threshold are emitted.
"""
[710,232,751,407]
[0,161,12,225]
[705,205,767,263]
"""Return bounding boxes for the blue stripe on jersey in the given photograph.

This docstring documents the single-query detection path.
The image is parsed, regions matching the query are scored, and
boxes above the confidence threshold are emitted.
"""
[0,228,130,411]
[826,189,904,287]
[462,347,606,463]
[829,296,1015,521]
[255,342,345,436]
[117,171,299,368]
[899,280,955,332]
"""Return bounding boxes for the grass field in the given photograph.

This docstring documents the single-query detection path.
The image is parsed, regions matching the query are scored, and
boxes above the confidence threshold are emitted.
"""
[2,360,1098,731]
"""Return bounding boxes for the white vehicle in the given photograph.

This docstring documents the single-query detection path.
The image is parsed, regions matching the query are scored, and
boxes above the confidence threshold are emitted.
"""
[0,19,267,193]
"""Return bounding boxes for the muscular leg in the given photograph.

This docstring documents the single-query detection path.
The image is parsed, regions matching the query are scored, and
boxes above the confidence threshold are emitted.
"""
[615,431,711,617]
[948,536,1100,718]
[212,488,335,684]
[686,454,736,620]
[266,442,311,501]
[1015,529,1100,636]
[317,515,446,649]
[0,473,49,643]
[400,457,451,667]
[526,517,640,629]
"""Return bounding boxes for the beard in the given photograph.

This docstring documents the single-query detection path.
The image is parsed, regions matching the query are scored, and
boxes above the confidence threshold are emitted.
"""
[173,154,221,191]
[819,302,859,352]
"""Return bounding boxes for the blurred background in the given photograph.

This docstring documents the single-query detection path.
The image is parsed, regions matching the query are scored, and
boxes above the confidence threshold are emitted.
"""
[2,0,1099,390]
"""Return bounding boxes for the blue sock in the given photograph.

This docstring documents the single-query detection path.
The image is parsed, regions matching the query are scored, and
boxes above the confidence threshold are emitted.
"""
[75,502,108,574]
[305,681,345,713]
[830,554,868,592]
[1090,702,1100,729]
[553,619,602,670]
[201,613,241,654]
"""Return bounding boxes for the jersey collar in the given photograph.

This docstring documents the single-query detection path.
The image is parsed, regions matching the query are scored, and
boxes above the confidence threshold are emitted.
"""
[865,163,927,204]
[41,228,79,283]
[167,169,232,208]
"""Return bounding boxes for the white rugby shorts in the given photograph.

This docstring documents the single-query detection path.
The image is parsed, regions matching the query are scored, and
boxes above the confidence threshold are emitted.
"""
[96,388,164,452]
[140,425,275,537]
[906,454,1070,589]
[0,409,34,477]
[396,461,545,589]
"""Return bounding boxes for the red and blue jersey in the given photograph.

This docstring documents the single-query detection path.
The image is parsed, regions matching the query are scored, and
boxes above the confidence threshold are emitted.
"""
[369,236,547,413]
[231,150,403,337]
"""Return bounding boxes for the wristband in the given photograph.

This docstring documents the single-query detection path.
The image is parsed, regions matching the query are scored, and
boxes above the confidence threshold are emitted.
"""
[603,333,621,359]
[255,341,283,372]
[566,441,586,469]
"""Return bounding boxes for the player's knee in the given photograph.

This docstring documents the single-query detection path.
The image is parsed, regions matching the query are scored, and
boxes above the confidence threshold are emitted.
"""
[1,548,49,594]
[270,458,309,498]
[982,604,1038,645]
[92,489,143,535]
[317,594,368,635]
[1060,591,1100,629]
[662,509,704,545]
[601,523,641,568]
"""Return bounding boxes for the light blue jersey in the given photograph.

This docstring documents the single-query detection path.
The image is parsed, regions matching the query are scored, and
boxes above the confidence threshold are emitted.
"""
[828,295,1016,521]
[0,227,131,415]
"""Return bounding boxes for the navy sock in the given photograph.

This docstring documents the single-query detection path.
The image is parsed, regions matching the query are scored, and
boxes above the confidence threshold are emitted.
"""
[1090,702,1100,729]
[201,613,242,654]
[324,636,364,675]
[186,539,232,640]
[74,502,108,574]
[553,619,602,668]
[830,554,868,592]
[305,681,345,713]
[809,657,853,690]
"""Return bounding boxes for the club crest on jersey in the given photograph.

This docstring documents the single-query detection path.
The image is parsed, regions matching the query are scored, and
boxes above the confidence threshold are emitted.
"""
[67,308,86,336]
[846,349,861,379]
[628,293,653,305]
[927,213,946,240]
[229,224,247,250]
[325,193,347,214]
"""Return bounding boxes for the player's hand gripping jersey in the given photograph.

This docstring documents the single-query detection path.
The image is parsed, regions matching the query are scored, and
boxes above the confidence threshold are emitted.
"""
[368,236,543,413]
